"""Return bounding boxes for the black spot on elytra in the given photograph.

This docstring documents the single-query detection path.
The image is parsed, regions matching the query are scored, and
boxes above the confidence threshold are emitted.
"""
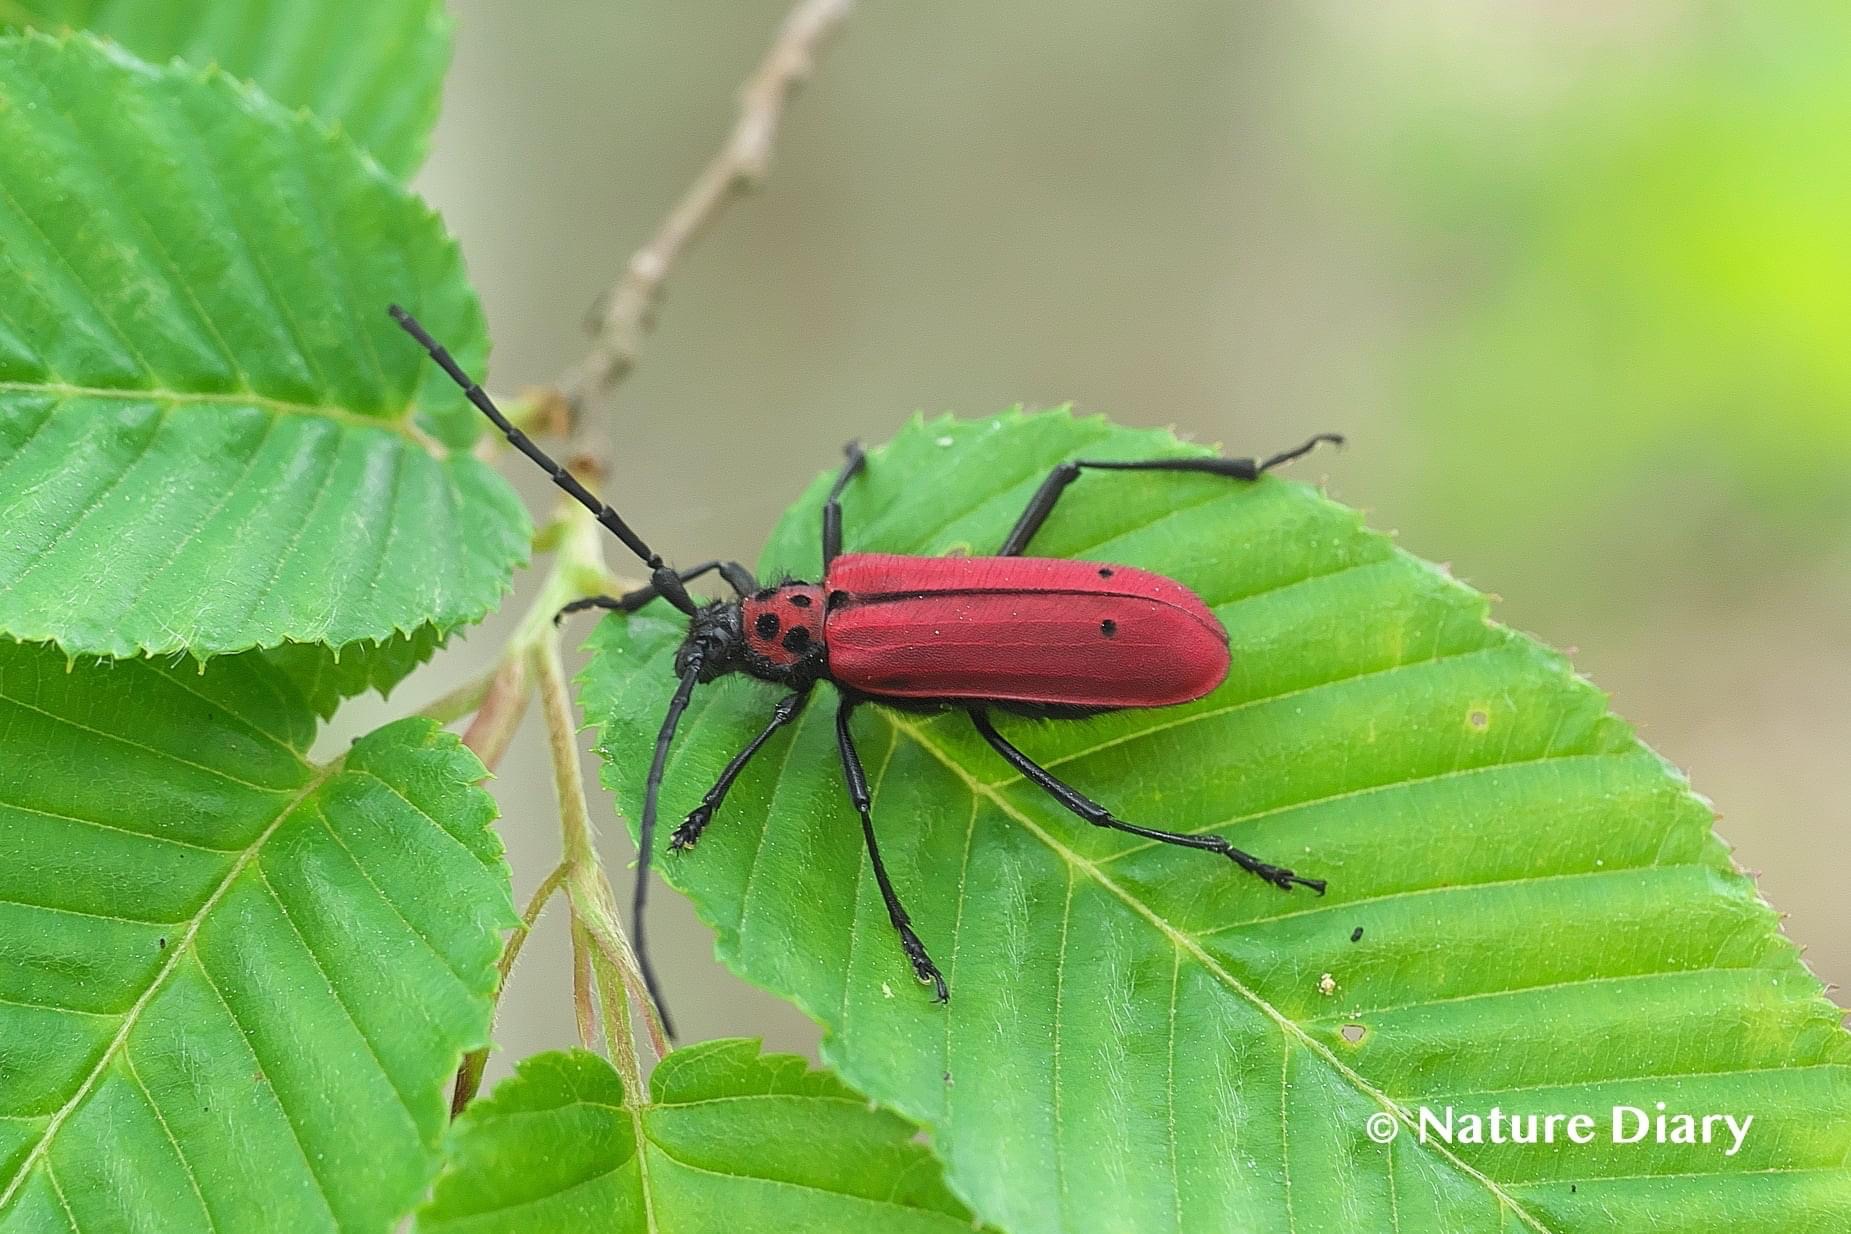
[782,626,811,652]
[1098,567,1114,579]
[788,593,813,608]
[1100,619,1117,638]
[754,612,780,639]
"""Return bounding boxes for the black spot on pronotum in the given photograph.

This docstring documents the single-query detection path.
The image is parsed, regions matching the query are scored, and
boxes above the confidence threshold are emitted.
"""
[789,593,813,608]
[1098,567,1114,579]
[782,626,811,652]
[1100,619,1117,638]
[754,612,780,639]
[1350,927,1364,943]
[753,587,777,601]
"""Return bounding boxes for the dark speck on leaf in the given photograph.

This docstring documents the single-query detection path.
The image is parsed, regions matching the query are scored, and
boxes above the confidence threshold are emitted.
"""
[158,937,168,949]
[1350,927,1364,943]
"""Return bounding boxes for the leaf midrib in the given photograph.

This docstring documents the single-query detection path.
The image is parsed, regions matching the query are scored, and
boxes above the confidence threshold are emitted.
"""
[877,708,1559,1234]
[0,752,337,1210]
[0,379,430,446]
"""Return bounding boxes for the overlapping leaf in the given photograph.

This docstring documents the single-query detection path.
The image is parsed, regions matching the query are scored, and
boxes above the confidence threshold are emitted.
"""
[582,411,1851,1233]
[2,0,451,176]
[0,33,528,666]
[0,638,518,1232]
[418,1042,982,1233]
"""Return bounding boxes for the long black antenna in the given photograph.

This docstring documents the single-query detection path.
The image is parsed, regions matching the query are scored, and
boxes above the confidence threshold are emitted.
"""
[389,305,697,616]
[636,657,704,1038]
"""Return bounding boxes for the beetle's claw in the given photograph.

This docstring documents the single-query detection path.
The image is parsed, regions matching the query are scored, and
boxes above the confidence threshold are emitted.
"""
[669,807,713,852]
[1230,849,1326,895]
[898,926,948,1002]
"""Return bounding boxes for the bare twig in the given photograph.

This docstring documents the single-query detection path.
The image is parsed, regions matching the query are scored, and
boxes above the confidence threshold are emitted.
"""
[554,0,854,417]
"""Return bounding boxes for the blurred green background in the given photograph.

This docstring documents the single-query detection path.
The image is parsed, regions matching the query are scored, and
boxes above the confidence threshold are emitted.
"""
[337,1,1851,1077]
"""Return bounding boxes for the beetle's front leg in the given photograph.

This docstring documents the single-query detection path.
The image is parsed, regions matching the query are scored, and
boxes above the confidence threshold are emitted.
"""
[671,688,812,851]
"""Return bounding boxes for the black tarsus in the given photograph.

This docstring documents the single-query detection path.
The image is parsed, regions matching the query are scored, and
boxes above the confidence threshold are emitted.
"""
[996,432,1345,557]
[554,560,757,625]
[389,305,698,615]
[636,658,706,1038]
[821,440,867,568]
[671,687,812,851]
[968,708,1326,894]
[835,698,948,1000]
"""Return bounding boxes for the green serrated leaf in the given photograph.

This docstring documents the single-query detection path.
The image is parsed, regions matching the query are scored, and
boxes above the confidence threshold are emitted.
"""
[580,410,1851,1234]
[1,0,451,176]
[259,624,446,721]
[0,637,518,1232]
[417,1042,983,1233]
[0,32,529,663]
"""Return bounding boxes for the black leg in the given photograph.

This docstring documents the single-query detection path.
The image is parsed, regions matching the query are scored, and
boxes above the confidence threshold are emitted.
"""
[671,688,811,851]
[835,698,947,1000]
[554,559,757,624]
[821,440,867,569]
[996,433,1344,556]
[968,709,1326,894]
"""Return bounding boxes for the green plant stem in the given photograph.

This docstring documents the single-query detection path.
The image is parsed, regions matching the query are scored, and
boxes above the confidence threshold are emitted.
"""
[444,501,668,1114]
[450,861,569,1116]
[417,668,496,729]
[570,918,598,1051]
[533,621,669,1071]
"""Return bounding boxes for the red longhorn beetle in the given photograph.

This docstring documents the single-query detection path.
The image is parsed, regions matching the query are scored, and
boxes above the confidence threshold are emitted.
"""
[393,306,1341,1033]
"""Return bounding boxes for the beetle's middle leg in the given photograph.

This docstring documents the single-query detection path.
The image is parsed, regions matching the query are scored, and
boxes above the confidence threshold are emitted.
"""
[836,697,948,1000]
[996,433,1343,556]
[968,709,1325,894]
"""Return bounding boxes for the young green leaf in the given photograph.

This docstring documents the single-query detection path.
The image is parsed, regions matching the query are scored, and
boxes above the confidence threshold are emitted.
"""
[0,33,528,664]
[581,410,1851,1234]
[417,1042,983,1233]
[0,638,518,1232]
[1,0,451,176]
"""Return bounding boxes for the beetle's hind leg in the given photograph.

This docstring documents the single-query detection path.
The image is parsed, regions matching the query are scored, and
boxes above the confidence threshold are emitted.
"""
[968,709,1326,894]
[553,558,757,624]
[996,433,1344,556]
[836,698,949,1000]
[821,440,867,569]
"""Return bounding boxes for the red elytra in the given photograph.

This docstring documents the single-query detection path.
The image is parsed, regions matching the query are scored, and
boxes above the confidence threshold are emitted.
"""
[810,553,1229,709]
[392,302,1341,1035]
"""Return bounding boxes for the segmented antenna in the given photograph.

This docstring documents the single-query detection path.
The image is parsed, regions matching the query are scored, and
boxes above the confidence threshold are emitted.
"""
[635,656,705,1038]
[389,305,696,615]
